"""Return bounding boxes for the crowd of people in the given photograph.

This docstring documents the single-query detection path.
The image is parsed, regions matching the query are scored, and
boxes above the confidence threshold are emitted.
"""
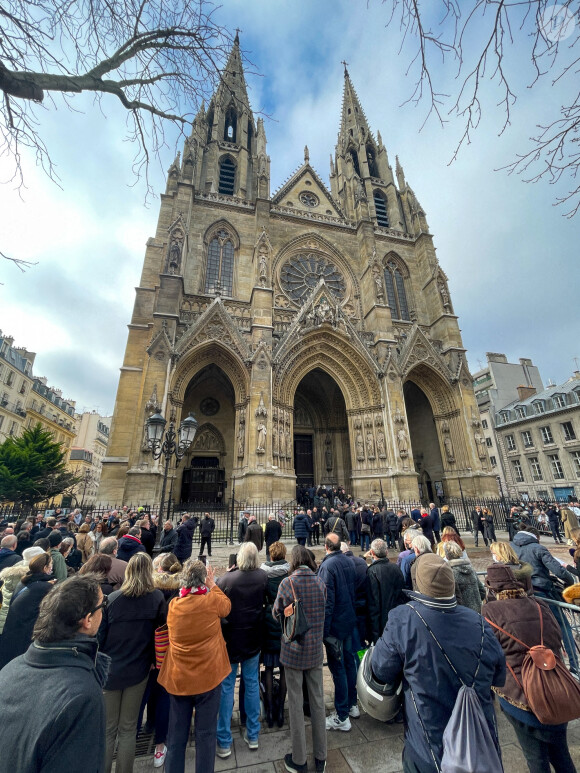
[0,496,579,773]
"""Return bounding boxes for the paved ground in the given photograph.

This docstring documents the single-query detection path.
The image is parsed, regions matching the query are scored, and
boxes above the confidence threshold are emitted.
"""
[128,529,580,771]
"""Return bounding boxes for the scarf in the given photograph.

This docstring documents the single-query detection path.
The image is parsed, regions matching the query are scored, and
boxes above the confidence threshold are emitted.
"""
[179,585,208,598]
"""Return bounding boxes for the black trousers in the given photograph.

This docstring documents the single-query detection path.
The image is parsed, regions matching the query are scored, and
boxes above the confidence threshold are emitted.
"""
[473,524,488,546]
[199,536,212,556]
[549,521,562,542]
[312,523,320,544]
[503,710,576,773]
[165,685,221,773]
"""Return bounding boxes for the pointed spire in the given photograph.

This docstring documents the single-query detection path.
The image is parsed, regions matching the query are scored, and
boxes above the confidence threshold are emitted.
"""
[340,69,370,140]
[377,129,383,148]
[396,155,405,189]
[215,33,250,113]
[330,154,336,176]
[304,145,310,164]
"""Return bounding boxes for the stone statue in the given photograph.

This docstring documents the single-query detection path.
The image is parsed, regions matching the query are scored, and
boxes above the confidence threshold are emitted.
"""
[356,432,365,461]
[444,435,455,463]
[284,427,291,460]
[372,267,384,300]
[438,280,450,308]
[237,423,245,458]
[257,423,267,453]
[259,251,267,284]
[325,438,333,470]
[318,297,334,324]
[376,430,387,459]
[474,432,487,460]
[354,174,367,203]
[397,428,408,457]
[392,405,404,425]
[272,424,279,456]
[366,431,376,460]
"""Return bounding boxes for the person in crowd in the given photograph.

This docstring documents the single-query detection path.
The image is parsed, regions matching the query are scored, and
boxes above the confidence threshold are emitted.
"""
[324,510,349,543]
[152,553,182,603]
[139,519,156,557]
[0,535,21,571]
[489,541,533,594]
[116,526,146,563]
[345,506,358,547]
[244,514,264,552]
[483,507,497,543]
[48,531,68,582]
[0,546,44,638]
[237,510,250,543]
[371,506,384,541]
[199,512,216,557]
[310,508,321,546]
[400,534,431,589]
[99,552,166,773]
[59,536,79,573]
[99,537,128,590]
[366,538,405,645]
[159,520,178,554]
[512,528,578,675]
[76,523,94,564]
[0,552,55,669]
[0,574,109,773]
[436,527,468,560]
[418,508,435,546]
[440,505,459,534]
[428,503,441,543]
[372,554,506,773]
[317,533,358,731]
[410,506,421,523]
[560,504,579,545]
[174,514,198,563]
[293,510,311,546]
[260,541,290,727]
[92,521,108,553]
[265,513,283,560]
[216,543,268,756]
[158,559,231,773]
[397,518,417,555]
[546,504,563,544]
[442,541,485,613]
[483,564,577,773]
[359,506,372,552]
[15,528,33,556]
[471,505,488,547]
[273,545,327,773]
[35,517,56,542]
[79,554,115,596]
[340,541,368,651]
[385,509,399,549]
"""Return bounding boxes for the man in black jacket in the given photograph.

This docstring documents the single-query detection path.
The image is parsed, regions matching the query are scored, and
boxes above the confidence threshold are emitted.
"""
[0,535,21,571]
[159,520,178,554]
[264,513,282,559]
[199,512,215,557]
[174,513,198,562]
[244,515,264,552]
[0,574,109,773]
[366,539,404,644]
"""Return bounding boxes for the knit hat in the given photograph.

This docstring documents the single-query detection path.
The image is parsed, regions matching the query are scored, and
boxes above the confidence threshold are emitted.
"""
[415,554,455,598]
[22,546,46,564]
[48,531,63,548]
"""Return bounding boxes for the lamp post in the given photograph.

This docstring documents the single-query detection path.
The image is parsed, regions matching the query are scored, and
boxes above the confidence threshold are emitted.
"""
[146,411,198,552]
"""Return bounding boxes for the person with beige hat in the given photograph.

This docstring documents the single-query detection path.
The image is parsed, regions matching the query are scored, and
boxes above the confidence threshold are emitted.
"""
[371,553,506,773]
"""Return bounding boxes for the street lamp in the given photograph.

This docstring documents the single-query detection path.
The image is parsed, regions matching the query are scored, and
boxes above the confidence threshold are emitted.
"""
[146,411,198,551]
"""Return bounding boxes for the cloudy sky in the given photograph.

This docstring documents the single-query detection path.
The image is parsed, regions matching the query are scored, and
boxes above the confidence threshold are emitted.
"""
[1,0,578,414]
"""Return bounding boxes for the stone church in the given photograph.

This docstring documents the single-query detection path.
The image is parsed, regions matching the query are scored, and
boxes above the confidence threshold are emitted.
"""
[99,35,497,506]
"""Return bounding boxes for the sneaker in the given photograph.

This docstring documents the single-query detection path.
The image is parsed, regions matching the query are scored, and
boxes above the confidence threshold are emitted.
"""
[349,704,360,718]
[216,746,231,759]
[153,745,167,768]
[243,730,259,750]
[315,760,327,773]
[284,753,307,773]
[326,713,351,731]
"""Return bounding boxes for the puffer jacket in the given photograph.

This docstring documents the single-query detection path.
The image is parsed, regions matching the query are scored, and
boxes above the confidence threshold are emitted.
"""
[0,562,27,634]
[317,550,356,640]
[293,513,311,539]
[447,558,485,613]
[512,531,574,591]
[260,559,289,654]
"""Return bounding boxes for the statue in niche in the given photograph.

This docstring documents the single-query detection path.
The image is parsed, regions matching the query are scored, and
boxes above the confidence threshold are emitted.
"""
[372,266,384,300]
[167,240,182,274]
[279,423,286,458]
[376,430,387,459]
[325,436,333,470]
[259,250,268,285]
[237,423,245,458]
[397,428,409,458]
[272,424,279,456]
[438,280,450,309]
[474,432,487,460]
[444,435,455,463]
[257,423,267,453]
[356,431,365,461]
[318,297,334,324]
[366,431,376,460]
[392,405,404,425]
[285,426,291,459]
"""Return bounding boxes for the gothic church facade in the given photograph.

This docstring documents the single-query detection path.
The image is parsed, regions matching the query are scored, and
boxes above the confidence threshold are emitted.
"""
[99,37,496,506]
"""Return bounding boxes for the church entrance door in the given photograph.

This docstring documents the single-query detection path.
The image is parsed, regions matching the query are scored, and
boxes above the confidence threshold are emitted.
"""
[294,435,314,486]
[404,379,444,504]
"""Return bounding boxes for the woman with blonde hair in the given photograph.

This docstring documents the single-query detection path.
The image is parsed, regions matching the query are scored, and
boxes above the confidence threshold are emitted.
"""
[99,552,166,773]
[76,523,94,564]
[488,540,533,596]
[436,527,468,560]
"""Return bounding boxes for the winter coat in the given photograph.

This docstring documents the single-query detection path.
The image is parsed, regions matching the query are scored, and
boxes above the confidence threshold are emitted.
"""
[159,527,178,554]
[245,521,264,551]
[372,512,384,536]
[153,571,182,604]
[317,550,357,640]
[483,594,562,716]
[440,511,458,533]
[175,519,198,562]
[260,559,289,653]
[447,558,485,613]
[159,586,231,697]
[106,556,127,591]
[0,562,27,634]
[419,514,434,543]
[512,531,574,591]
[140,527,155,556]
[429,508,441,532]
[366,557,405,644]
[372,596,506,773]
[560,508,579,540]
[116,535,146,563]
[237,516,249,543]
[344,550,368,620]
[345,510,358,532]
[264,520,282,546]
[0,549,21,572]
[98,588,166,690]
[50,548,68,583]
[293,513,311,539]
[200,517,215,538]
[323,514,349,542]
[0,573,55,669]
[0,636,108,773]
[386,512,399,533]
[217,567,268,663]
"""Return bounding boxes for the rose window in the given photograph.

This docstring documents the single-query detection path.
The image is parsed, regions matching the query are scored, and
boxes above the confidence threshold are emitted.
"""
[280,254,346,304]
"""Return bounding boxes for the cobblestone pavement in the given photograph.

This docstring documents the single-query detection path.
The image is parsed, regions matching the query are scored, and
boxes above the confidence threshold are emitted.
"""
[127,529,580,772]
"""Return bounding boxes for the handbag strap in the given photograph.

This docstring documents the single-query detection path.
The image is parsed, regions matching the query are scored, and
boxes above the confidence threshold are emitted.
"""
[288,576,298,603]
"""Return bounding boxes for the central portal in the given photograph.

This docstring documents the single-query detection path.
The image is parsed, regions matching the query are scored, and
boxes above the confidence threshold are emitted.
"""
[293,368,351,491]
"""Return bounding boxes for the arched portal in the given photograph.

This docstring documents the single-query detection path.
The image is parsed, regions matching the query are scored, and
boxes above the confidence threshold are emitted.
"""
[403,380,445,503]
[293,368,351,490]
[178,364,236,504]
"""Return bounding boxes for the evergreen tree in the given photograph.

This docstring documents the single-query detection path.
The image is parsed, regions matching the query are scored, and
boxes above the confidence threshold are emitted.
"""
[0,424,80,507]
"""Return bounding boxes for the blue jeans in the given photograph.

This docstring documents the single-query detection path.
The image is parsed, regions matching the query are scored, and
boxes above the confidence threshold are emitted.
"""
[349,530,358,545]
[326,634,357,721]
[360,532,370,551]
[217,654,261,748]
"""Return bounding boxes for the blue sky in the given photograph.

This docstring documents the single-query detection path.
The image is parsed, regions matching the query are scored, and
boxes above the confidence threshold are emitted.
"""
[1,0,578,413]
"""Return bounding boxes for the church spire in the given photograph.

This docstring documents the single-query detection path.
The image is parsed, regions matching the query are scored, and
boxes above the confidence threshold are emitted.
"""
[214,33,250,114]
[340,69,371,141]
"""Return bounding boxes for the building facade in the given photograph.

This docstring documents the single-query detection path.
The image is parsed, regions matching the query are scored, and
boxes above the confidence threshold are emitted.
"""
[69,412,111,506]
[495,372,580,501]
[99,39,497,506]
[473,353,544,496]
[0,332,35,441]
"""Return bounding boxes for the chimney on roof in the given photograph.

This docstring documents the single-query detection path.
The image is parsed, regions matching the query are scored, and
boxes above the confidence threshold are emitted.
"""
[517,385,536,401]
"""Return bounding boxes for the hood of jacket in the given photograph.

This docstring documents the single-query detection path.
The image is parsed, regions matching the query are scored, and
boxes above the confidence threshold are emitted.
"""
[512,531,537,547]
[448,558,472,573]
[153,572,181,592]
[25,635,111,687]
[260,560,290,578]
[0,562,28,589]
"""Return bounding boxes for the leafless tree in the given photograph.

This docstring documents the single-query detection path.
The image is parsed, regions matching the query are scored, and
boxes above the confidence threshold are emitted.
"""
[382,1,580,216]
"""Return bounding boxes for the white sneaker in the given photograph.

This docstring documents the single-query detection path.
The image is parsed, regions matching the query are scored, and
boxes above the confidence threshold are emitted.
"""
[153,745,167,768]
[326,713,351,731]
[349,704,360,718]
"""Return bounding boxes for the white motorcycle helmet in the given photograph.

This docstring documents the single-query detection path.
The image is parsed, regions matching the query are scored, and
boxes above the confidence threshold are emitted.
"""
[357,645,402,722]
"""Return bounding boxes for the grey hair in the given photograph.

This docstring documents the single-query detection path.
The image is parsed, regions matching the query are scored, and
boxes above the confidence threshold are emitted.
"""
[443,541,463,560]
[237,542,259,571]
[99,537,118,555]
[370,538,388,558]
[404,528,418,547]
[62,537,74,548]
[340,541,349,553]
[180,558,207,589]
[411,534,432,555]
